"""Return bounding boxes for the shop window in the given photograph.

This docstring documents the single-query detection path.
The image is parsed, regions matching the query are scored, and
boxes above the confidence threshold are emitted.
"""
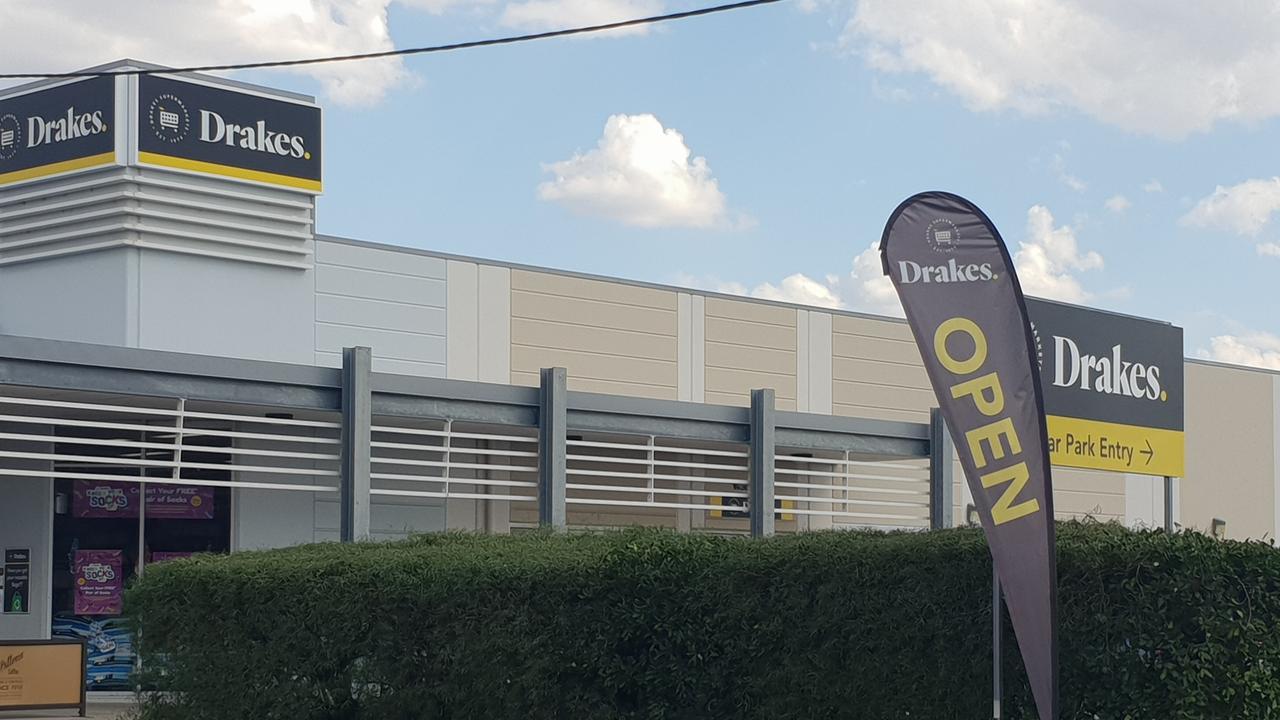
[49,424,231,691]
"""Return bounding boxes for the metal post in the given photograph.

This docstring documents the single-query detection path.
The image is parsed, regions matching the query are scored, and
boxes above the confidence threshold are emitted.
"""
[993,564,1003,720]
[749,388,776,538]
[340,346,372,542]
[928,408,954,529]
[538,367,567,529]
[1163,476,1175,533]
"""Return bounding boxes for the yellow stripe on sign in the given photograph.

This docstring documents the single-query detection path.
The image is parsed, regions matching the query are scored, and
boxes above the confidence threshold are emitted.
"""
[0,151,116,185]
[1046,415,1184,477]
[138,151,322,192]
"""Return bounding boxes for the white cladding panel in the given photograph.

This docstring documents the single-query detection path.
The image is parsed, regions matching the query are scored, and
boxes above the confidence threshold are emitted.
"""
[0,247,134,346]
[314,239,447,377]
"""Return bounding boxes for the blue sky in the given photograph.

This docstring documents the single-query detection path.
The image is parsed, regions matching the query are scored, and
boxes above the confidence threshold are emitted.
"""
[6,0,1280,368]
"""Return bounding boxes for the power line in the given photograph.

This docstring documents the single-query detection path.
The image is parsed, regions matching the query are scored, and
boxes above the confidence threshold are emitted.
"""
[0,0,786,80]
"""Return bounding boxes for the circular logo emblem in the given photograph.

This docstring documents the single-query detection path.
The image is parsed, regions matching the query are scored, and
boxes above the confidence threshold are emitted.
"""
[191,496,203,508]
[1030,321,1044,368]
[925,218,959,253]
[0,113,21,160]
[148,94,190,144]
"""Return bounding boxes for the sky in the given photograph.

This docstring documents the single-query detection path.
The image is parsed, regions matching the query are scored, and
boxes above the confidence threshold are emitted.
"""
[3,0,1280,370]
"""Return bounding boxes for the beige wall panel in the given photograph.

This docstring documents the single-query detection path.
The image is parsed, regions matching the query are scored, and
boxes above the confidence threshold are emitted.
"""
[511,345,674,387]
[832,381,936,413]
[705,390,798,411]
[512,269,677,310]
[705,317,797,351]
[832,314,915,342]
[832,334,924,366]
[833,357,930,389]
[702,298,797,410]
[705,296,796,326]
[832,402,928,424]
[704,342,796,375]
[512,317,676,361]
[1183,363,1275,541]
[511,291,676,336]
[511,370,679,400]
[508,270,679,400]
[706,367,798,400]
[1052,467,1125,522]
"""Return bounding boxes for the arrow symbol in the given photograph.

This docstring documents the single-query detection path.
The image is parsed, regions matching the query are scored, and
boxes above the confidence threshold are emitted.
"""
[1140,439,1154,465]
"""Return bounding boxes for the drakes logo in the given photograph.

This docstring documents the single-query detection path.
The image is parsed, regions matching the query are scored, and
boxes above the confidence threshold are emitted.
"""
[200,110,311,160]
[1052,335,1167,402]
[898,258,996,285]
[0,114,20,160]
[925,218,959,253]
[0,652,22,674]
[0,105,107,161]
[149,94,190,144]
[82,563,116,583]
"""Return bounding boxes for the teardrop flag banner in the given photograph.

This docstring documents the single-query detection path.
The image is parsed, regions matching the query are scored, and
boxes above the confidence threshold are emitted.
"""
[880,191,1058,719]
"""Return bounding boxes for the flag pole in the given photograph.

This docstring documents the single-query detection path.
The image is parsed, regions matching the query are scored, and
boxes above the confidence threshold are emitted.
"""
[994,563,1003,720]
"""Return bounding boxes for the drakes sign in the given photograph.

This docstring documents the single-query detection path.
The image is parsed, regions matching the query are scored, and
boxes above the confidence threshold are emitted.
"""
[0,76,116,187]
[1026,299,1184,477]
[137,75,322,192]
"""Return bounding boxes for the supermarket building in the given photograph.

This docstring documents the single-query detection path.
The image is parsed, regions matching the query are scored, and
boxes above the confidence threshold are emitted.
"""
[0,62,1277,690]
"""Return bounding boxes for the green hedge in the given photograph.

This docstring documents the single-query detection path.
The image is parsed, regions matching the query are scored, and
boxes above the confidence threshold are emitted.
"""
[127,522,1280,719]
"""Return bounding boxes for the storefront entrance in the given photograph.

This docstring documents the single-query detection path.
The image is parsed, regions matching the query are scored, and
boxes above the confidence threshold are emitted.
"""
[47,426,231,691]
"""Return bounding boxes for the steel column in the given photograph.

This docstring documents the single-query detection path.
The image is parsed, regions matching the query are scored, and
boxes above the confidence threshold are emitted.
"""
[929,408,955,529]
[749,388,776,538]
[340,346,372,542]
[538,367,567,529]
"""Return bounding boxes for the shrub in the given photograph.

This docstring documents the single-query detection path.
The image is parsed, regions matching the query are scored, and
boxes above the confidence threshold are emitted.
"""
[126,522,1280,719]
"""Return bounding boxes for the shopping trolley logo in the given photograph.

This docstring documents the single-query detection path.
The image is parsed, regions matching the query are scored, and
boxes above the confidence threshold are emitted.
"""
[148,93,190,144]
[81,563,116,583]
[0,114,21,160]
[925,218,959,253]
[85,485,129,512]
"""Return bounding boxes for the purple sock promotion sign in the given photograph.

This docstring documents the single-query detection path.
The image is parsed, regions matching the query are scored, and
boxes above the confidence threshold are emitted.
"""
[74,549,123,616]
[72,480,214,520]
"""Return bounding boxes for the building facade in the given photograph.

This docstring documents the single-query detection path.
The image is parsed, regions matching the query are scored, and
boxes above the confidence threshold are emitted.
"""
[1,62,1277,690]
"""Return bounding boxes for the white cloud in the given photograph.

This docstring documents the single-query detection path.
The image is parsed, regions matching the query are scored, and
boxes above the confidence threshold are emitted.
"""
[845,1,1280,138]
[1104,195,1131,213]
[1013,205,1103,303]
[1050,153,1086,192]
[1143,179,1164,193]
[1200,332,1280,371]
[1258,242,1280,257]
[1182,177,1280,236]
[676,242,903,317]
[538,113,733,228]
[501,0,663,35]
[0,0,421,105]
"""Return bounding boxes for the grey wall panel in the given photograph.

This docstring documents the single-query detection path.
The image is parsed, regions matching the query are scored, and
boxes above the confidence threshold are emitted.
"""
[316,240,446,279]
[316,295,446,335]
[315,265,447,307]
[0,247,133,346]
[235,488,318,551]
[313,238,449,377]
[315,324,446,366]
[137,250,315,364]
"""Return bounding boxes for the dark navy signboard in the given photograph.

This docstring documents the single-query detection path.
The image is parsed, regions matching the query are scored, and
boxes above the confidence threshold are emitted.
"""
[137,75,321,191]
[0,77,115,186]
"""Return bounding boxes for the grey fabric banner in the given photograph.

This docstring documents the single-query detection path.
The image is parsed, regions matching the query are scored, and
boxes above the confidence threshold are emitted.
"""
[880,191,1058,719]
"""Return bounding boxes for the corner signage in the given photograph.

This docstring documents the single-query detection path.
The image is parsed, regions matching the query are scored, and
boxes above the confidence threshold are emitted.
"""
[136,75,322,192]
[1026,299,1184,477]
[0,77,116,187]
